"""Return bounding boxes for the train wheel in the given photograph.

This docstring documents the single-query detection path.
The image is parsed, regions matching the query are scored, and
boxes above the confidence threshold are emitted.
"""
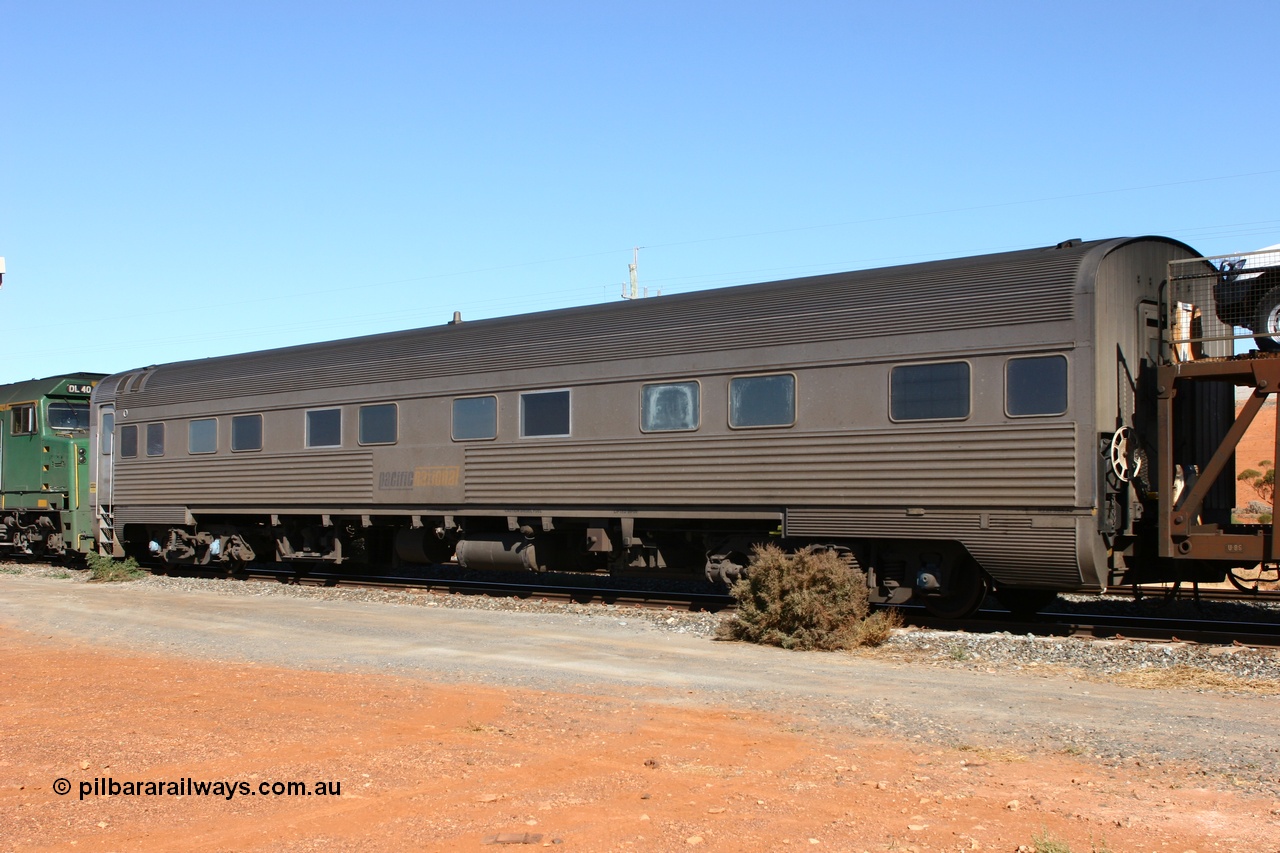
[1255,337,1280,353]
[1227,564,1279,593]
[921,557,988,619]
[1253,286,1280,351]
[994,589,1058,619]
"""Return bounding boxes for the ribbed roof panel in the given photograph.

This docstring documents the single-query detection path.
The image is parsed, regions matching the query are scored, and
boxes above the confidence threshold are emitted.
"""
[114,241,1107,408]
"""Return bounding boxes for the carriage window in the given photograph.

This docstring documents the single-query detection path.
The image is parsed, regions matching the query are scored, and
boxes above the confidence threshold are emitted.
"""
[231,414,263,452]
[891,362,970,421]
[521,390,570,437]
[120,424,138,458]
[189,418,217,454]
[453,396,497,440]
[1006,355,1068,417]
[10,404,36,435]
[100,412,114,455]
[359,403,397,445]
[642,382,700,432]
[146,423,165,457]
[306,408,342,448]
[729,374,795,428]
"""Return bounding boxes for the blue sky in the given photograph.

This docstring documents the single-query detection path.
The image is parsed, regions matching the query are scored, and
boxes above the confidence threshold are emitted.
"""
[2,1,1277,383]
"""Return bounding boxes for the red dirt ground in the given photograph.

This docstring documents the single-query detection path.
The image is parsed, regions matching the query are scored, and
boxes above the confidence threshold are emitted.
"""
[3,625,1277,852]
[1236,394,1276,502]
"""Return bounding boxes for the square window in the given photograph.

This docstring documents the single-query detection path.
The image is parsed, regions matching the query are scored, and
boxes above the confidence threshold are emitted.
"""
[231,414,263,452]
[521,390,570,437]
[891,362,970,421]
[642,382,700,432]
[729,374,795,428]
[453,396,497,441]
[359,403,397,445]
[306,408,342,448]
[1007,355,1068,416]
[189,418,217,454]
[11,404,36,435]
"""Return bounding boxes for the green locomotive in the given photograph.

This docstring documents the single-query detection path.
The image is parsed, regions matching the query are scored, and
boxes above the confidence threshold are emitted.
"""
[0,374,105,558]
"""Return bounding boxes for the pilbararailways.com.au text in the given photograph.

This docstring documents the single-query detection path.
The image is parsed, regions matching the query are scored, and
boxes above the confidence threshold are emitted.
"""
[56,777,341,801]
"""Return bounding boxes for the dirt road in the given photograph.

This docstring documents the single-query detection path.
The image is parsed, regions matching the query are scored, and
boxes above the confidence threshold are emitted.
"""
[2,573,1277,851]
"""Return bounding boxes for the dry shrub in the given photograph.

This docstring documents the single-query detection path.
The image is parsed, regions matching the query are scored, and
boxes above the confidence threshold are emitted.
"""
[1108,663,1280,695]
[717,545,896,651]
[852,606,903,647]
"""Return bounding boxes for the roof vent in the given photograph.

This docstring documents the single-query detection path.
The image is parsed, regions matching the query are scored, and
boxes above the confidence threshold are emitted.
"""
[448,311,462,325]
[1055,238,1082,249]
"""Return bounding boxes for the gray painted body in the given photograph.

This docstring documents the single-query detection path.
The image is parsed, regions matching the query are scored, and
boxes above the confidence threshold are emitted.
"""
[90,237,1223,594]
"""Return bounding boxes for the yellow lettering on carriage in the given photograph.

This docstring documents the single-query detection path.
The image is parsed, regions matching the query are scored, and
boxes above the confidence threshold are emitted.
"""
[413,466,460,487]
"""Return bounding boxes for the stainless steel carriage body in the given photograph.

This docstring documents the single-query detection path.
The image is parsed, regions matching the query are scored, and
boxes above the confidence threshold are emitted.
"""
[90,236,1224,603]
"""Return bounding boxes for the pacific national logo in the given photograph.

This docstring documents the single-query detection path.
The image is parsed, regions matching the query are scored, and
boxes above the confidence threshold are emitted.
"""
[377,466,460,490]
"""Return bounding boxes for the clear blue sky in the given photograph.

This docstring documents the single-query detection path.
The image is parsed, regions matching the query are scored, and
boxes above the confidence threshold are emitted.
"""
[2,1,1277,383]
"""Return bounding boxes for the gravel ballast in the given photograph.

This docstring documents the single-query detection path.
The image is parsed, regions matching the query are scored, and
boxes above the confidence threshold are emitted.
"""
[4,561,1280,796]
[7,561,1280,684]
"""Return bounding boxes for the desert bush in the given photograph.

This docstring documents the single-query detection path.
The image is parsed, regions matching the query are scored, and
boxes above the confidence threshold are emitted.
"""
[717,545,897,651]
[851,606,902,647]
[1029,827,1073,853]
[85,553,146,582]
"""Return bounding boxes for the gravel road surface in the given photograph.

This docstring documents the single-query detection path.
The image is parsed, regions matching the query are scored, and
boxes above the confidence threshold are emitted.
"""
[2,571,1277,796]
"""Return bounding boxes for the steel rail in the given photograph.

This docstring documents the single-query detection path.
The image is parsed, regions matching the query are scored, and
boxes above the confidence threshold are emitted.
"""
[141,563,1280,645]
[152,564,737,612]
[904,607,1280,649]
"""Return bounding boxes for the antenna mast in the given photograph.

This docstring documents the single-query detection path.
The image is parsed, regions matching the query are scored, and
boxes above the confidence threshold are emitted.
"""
[622,247,639,300]
[620,247,660,300]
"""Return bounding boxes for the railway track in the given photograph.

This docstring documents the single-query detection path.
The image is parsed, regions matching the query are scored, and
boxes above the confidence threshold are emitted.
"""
[151,564,738,612]
[143,562,1280,648]
[154,561,1280,604]
[906,607,1280,649]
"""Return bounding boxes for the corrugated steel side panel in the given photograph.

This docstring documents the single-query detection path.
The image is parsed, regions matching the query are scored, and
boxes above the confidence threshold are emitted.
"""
[464,423,1077,506]
[784,507,1081,586]
[113,451,373,506]
[121,249,1083,408]
[113,506,192,526]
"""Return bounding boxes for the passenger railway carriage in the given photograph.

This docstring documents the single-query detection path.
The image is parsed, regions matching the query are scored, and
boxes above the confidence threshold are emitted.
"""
[88,237,1241,617]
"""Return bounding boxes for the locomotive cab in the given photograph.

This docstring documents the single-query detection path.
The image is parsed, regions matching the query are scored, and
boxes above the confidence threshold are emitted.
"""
[0,374,104,558]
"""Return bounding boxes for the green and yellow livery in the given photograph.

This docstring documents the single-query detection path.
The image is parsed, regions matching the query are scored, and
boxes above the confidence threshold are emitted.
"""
[1,374,105,558]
